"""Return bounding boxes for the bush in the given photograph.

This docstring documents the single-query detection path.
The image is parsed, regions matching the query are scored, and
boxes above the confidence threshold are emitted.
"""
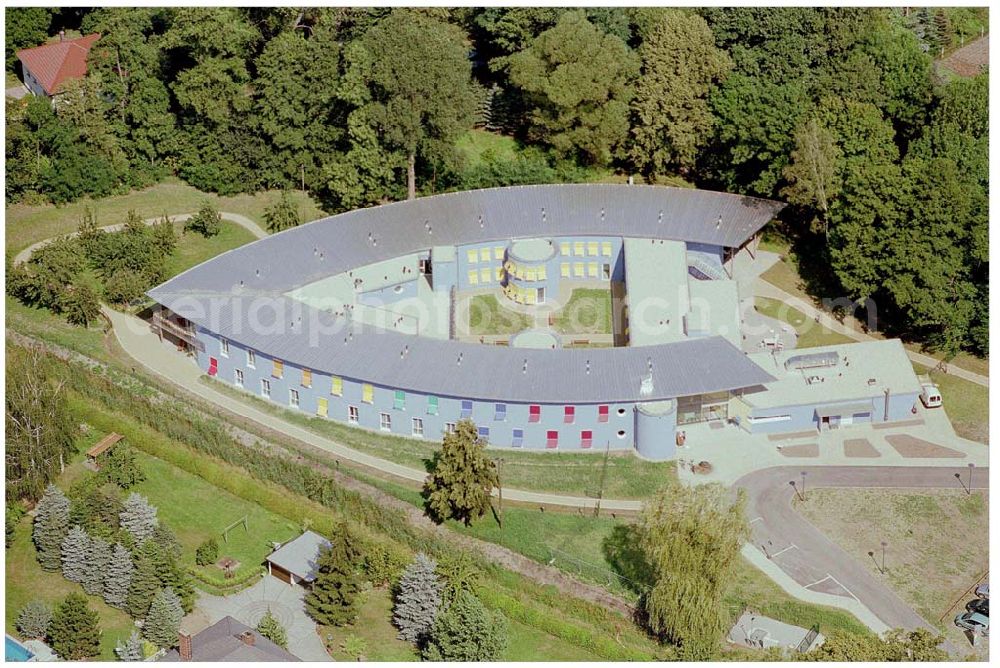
[16,600,52,639]
[363,540,410,587]
[6,501,26,548]
[256,609,288,649]
[195,537,220,566]
[422,590,507,661]
[184,201,222,238]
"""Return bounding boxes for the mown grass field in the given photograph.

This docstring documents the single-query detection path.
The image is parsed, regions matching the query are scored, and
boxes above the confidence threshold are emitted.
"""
[754,296,854,348]
[467,293,534,335]
[162,222,259,278]
[913,362,989,444]
[6,177,325,253]
[552,288,613,335]
[201,377,678,499]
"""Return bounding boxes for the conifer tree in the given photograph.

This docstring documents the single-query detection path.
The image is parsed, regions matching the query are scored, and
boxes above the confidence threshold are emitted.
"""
[81,536,112,596]
[61,525,92,583]
[422,591,508,661]
[104,543,135,609]
[49,593,101,660]
[256,609,288,649]
[33,484,71,571]
[16,600,52,639]
[119,492,158,543]
[263,190,301,233]
[143,587,184,649]
[304,524,365,626]
[423,420,498,526]
[115,630,145,661]
[393,553,443,644]
[126,543,162,618]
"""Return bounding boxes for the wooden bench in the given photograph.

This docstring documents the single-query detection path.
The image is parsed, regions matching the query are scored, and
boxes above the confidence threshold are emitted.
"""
[86,433,124,468]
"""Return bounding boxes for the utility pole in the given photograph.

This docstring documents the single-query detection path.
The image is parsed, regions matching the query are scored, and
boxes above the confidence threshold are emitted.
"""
[595,441,611,518]
[494,457,504,545]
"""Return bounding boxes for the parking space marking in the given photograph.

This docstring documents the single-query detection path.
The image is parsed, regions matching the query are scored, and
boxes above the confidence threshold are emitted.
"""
[770,543,798,558]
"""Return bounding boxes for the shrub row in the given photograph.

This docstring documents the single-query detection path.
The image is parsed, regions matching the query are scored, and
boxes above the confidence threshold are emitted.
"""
[186,565,264,592]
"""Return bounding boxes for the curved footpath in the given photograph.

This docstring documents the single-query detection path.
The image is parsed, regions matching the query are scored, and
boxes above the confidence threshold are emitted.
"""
[12,211,267,265]
[104,307,988,644]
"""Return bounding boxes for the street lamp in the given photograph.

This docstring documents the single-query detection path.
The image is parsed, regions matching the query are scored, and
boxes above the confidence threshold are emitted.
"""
[801,471,807,501]
[968,463,975,494]
[880,541,887,574]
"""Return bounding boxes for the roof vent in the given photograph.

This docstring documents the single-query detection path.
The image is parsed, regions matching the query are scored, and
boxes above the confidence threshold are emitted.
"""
[647,356,653,373]
[457,353,463,366]
[523,358,528,374]
[658,210,663,223]
[478,215,484,228]
[586,359,591,375]
[600,208,605,221]
[716,215,722,229]
[255,269,260,277]
[541,207,546,222]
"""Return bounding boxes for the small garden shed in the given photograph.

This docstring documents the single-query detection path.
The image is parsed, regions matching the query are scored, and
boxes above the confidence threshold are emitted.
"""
[264,530,329,587]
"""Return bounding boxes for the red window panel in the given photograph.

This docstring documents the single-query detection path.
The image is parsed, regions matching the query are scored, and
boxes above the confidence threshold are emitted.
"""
[529,405,541,423]
[580,431,593,449]
[564,406,575,423]
[208,357,218,376]
[598,405,609,423]
[546,430,559,448]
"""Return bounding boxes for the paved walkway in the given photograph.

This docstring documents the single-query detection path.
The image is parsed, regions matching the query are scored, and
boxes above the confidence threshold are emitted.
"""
[12,211,267,265]
[189,576,330,661]
[736,465,988,653]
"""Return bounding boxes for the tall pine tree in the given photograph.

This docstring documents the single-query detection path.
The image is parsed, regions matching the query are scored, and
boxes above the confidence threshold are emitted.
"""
[49,593,101,660]
[119,492,158,543]
[60,525,91,583]
[81,536,112,596]
[143,587,184,649]
[304,524,365,626]
[32,484,71,571]
[104,543,135,609]
[423,420,498,526]
[393,553,443,643]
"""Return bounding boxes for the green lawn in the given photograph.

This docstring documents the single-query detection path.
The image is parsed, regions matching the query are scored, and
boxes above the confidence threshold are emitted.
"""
[6,177,325,254]
[913,363,989,444]
[552,288,613,335]
[755,296,854,348]
[467,294,534,335]
[455,129,521,169]
[163,222,258,278]
[6,296,111,362]
[202,377,677,499]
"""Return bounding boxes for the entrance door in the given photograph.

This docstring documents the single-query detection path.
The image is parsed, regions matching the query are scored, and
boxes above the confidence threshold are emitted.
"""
[537,287,545,304]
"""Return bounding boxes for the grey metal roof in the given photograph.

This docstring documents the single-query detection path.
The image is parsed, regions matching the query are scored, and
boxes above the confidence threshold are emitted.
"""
[149,185,783,404]
[265,530,329,582]
[150,184,784,298]
[154,292,775,403]
[161,616,300,662]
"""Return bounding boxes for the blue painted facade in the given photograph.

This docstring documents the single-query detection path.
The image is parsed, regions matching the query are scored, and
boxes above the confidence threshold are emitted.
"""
[738,392,920,435]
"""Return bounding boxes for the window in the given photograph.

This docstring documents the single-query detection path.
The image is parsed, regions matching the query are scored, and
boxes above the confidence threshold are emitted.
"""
[479,248,490,262]
[467,249,478,264]
[602,263,611,279]
[564,406,575,423]
[561,263,570,278]
[494,403,507,421]
[616,429,627,439]
[362,383,374,404]
[617,407,627,416]
[380,413,392,431]
[480,267,491,283]
[331,376,343,396]
[602,242,612,256]
[460,400,473,419]
[598,405,609,423]
[561,243,570,256]
[348,405,359,424]
[574,263,585,277]
[538,266,547,280]
[394,390,406,410]
[260,379,271,398]
[412,417,424,437]
[580,430,593,448]
[477,426,490,442]
[468,269,479,285]
[444,422,457,434]
[529,405,541,423]
[588,262,599,278]
[511,429,524,448]
[494,246,504,260]
[208,357,218,376]
[220,338,230,357]
[247,349,256,368]
[272,359,283,378]
[747,414,792,424]
[574,241,585,256]
[234,369,244,388]
[495,266,503,281]
[289,389,300,408]
[546,430,559,448]
[587,241,599,256]
[301,368,312,388]
[427,396,439,415]
[316,397,328,417]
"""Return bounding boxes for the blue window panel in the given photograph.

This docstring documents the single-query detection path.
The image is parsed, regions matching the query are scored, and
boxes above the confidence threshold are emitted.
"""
[494,403,507,421]
[478,426,490,442]
[460,400,473,418]
[512,429,524,448]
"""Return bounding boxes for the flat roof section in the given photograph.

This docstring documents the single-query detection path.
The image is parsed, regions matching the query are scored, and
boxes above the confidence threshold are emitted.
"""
[687,279,741,348]
[624,239,689,346]
[744,339,922,410]
[509,238,555,263]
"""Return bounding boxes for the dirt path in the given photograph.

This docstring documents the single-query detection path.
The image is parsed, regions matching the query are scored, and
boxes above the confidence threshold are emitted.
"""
[12,211,268,265]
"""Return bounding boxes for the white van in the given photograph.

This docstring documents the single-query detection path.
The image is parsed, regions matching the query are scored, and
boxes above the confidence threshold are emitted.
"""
[920,383,942,408]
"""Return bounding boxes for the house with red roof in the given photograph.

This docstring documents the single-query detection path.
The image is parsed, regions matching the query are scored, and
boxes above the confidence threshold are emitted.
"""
[16,33,100,99]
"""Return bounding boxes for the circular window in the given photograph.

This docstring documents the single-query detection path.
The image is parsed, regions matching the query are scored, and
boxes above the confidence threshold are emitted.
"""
[616,430,627,439]
[393,285,404,294]
[616,407,627,416]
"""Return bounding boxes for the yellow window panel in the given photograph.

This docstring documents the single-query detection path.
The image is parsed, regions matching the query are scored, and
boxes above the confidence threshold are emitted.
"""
[468,270,479,285]
[362,383,374,404]
[272,359,283,378]
[574,242,585,256]
[480,268,491,282]
[538,266,547,280]
[587,242,599,256]
[561,243,571,256]
[494,246,504,260]
[331,376,343,396]
[302,368,312,388]
[588,262,599,277]
[574,263,585,277]
[467,249,478,264]
[316,397,328,417]
[561,263,570,278]
[525,268,536,281]
[602,242,612,256]
[526,292,537,305]
[495,267,503,281]
[480,248,490,262]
